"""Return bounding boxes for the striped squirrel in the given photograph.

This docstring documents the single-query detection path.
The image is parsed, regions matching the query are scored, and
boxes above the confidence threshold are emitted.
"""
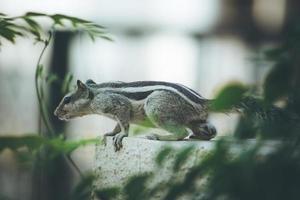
[54,80,216,151]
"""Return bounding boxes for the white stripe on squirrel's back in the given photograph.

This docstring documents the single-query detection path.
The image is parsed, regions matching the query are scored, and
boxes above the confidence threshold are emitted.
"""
[91,81,207,106]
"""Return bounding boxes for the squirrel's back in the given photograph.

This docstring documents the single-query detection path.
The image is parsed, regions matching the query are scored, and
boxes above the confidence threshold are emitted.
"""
[89,81,209,107]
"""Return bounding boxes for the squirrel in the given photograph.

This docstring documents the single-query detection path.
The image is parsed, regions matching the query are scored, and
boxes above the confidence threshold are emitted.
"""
[54,80,217,151]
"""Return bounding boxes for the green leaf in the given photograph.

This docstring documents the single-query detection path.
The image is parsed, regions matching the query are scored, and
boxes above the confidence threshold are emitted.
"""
[99,35,114,42]
[67,16,90,24]
[0,135,99,155]
[23,17,42,41]
[47,137,100,155]
[0,21,24,43]
[155,146,173,166]
[87,32,95,41]
[50,14,91,27]
[0,12,111,45]
[264,64,291,103]
[45,73,59,84]
[61,73,74,93]
[23,17,42,31]
[25,12,47,17]
[124,174,150,200]
[173,146,195,171]
[264,46,287,60]
[0,135,44,152]
[14,150,36,168]
[37,64,44,77]
[95,187,120,200]
[51,15,64,26]
[29,29,42,41]
[0,27,16,43]
[211,82,248,111]
[70,174,95,200]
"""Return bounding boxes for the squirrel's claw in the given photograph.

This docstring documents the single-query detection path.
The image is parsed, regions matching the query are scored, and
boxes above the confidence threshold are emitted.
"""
[113,133,127,151]
[103,131,119,147]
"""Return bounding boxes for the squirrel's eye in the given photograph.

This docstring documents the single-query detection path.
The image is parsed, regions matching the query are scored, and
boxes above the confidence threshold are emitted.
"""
[64,96,71,104]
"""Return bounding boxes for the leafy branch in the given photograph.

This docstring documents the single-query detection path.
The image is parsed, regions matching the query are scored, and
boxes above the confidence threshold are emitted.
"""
[1,12,112,180]
[0,134,100,155]
[0,12,112,45]
[1,12,112,135]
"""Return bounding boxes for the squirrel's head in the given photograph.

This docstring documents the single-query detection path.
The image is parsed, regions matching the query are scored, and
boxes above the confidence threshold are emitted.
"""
[54,80,94,121]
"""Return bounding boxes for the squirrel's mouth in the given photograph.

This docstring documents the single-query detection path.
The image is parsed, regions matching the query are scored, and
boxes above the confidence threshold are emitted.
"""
[56,114,70,121]
[57,113,84,121]
[59,116,71,121]
[54,109,71,121]
[54,109,86,121]
[55,111,72,121]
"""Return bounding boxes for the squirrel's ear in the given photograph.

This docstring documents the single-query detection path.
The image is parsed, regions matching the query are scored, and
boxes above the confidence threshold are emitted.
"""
[86,79,96,85]
[77,80,87,90]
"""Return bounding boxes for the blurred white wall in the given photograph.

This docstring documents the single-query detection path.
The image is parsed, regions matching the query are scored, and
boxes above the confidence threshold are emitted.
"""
[0,40,48,134]
[0,0,220,31]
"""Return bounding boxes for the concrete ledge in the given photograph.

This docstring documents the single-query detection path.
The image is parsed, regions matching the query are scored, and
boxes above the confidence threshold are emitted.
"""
[94,137,281,200]
[93,137,278,199]
[93,137,215,197]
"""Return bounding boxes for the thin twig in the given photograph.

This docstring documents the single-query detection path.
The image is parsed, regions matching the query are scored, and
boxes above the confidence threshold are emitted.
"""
[66,154,83,178]
[34,31,83,176]
[35,32,55,136]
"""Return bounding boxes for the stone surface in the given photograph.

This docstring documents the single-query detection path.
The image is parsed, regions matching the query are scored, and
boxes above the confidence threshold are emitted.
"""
[93,137,279,199]
[93,136,215,199]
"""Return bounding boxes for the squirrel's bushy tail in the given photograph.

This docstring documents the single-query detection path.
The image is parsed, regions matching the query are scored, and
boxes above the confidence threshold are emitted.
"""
[206,96,274,116]
[206,96,300,123]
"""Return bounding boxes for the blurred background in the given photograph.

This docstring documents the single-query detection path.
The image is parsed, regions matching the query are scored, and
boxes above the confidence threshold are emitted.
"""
[0,0,298,199]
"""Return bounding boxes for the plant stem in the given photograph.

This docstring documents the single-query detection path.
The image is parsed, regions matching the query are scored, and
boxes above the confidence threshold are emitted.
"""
[66,154,83,178]
[35,32,54,136]
[34,31,83,177]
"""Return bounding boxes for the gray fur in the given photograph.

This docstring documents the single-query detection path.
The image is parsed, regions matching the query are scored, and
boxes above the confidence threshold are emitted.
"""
[54,80,216,151]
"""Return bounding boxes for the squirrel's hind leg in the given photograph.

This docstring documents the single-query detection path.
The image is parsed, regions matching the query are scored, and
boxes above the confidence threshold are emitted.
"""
[144,90,193,141]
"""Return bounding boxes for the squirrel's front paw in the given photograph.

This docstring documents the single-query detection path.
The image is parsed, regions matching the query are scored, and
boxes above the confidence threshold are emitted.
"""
[145,133,159,140]
[112,133,127,151]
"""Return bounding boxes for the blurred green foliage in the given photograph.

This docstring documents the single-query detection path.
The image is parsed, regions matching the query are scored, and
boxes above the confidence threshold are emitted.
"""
[0,134,100,167]
[210,82,248,112]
